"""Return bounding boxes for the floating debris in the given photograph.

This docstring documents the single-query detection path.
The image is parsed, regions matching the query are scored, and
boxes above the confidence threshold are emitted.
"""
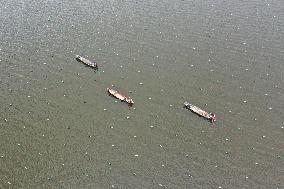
[134,154,139,157]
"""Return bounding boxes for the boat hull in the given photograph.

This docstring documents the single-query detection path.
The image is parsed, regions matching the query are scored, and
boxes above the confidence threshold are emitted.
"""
[107,88,134,106]
[76,55,98,70]
[184,102,216,123]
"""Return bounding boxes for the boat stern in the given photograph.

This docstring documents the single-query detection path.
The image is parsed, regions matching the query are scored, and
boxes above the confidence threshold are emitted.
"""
[184,101,191,108]
[209,113,216,123]
[126,97,134,107]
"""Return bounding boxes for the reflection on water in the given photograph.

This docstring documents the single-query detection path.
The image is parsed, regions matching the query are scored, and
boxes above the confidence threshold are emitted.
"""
[0,0,283,188]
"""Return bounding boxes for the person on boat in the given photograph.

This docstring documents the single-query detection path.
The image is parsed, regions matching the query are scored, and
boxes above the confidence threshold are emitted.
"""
[94,63,98,70]
[126,97,134,107]
[92,60,98,70]
[209,113,216,123]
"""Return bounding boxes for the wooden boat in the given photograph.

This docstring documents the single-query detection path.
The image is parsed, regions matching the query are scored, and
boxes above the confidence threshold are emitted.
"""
[184,102,216,123]
[107,88,134,106]
[75,55,98,70]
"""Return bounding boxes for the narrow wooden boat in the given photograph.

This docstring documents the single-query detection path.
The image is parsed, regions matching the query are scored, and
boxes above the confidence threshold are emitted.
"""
[75,55,98,70]
[184,102,216,123]
[107,88,134,106]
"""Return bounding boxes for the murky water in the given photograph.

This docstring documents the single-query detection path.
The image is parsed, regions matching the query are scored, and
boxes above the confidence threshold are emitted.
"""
[0,0,284,188]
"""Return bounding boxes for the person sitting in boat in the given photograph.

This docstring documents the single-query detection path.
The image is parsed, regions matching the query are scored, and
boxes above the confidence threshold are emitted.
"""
[126,97,134,107]
[94,63,98,70]
[92,60,98,70]
[209,113,216,123]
